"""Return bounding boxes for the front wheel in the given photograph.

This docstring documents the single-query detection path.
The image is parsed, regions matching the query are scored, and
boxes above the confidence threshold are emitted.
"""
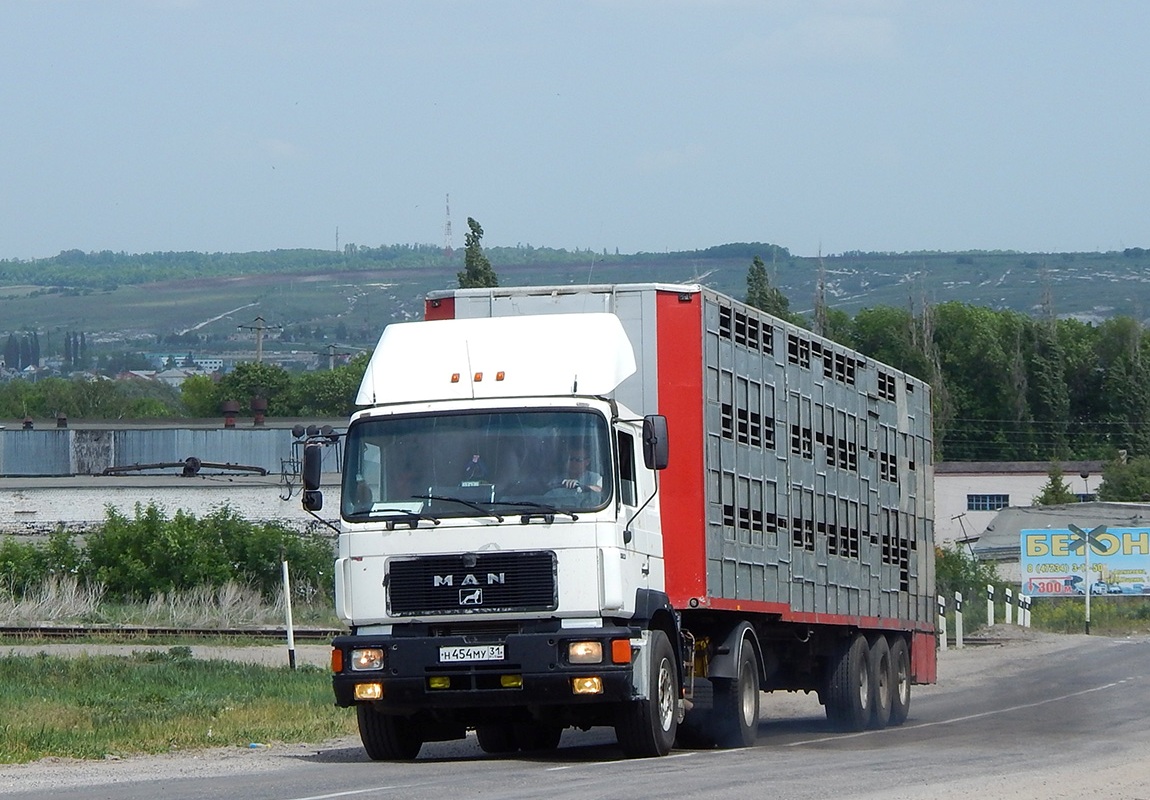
[357,705,423,761]
[615,629,679,757]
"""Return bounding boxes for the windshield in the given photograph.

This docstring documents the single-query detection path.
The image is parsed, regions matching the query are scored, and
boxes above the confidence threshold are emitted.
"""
[342,408,613,520]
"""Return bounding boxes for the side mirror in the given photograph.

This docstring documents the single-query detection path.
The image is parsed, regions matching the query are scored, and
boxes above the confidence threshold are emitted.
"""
[642,415,669,471]
[302,443,323,490]
[302,443,324,510]
[302,489,323,512]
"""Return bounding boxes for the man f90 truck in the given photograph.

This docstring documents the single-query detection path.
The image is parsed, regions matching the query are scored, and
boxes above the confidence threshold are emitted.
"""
[302,283,936,760]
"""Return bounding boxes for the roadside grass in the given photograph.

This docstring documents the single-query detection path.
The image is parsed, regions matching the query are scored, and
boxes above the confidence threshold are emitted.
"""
[0,577,340,629]
[0,648,357,764]
[1030,595,1150,635]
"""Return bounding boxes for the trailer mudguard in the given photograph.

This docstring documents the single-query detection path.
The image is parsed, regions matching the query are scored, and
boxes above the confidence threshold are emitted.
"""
[704,620,763,682]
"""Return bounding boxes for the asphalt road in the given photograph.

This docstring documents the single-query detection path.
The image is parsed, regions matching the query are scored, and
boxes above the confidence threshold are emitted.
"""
[2,631,1148,800]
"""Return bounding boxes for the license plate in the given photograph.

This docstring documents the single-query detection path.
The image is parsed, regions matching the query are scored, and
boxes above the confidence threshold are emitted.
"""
[439,645,505,663]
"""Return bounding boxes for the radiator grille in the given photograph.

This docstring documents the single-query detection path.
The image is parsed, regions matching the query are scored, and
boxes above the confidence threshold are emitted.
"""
[387,551,557,616]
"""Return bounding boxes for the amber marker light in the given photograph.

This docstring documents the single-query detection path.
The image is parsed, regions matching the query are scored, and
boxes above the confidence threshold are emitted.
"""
[495,371,506,381]
[451,373,461,383]
[331,648,344,673]
[354,683,383,700]
[611,639,633,664]
[473,372,483,382]
[572,676,604,695]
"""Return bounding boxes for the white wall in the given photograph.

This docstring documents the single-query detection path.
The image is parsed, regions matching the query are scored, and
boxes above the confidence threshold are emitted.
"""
[0,474,340,539]
[934,473,1045,546]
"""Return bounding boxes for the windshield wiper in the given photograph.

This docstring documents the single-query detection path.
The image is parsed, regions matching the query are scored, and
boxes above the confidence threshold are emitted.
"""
[346,508,441,529]
[413,495,505,522]
[493,501,579,523]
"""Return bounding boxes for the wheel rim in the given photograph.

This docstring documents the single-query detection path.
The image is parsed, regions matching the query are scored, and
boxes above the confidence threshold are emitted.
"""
[857,656,869,709]
[896,654,910,704]
[739,659,757,727]
[876,654,891,708]
[656,656,676,731]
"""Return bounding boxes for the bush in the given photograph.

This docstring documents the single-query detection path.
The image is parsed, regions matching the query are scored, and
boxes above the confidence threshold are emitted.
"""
[0,529,83,597]
[935,543,1002,629]
[2,504,333,605]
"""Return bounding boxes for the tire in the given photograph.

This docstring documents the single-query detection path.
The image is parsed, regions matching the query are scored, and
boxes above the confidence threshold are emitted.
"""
[888,636,912,726]
[514,720,563,752]
[712,641,760,748]
[824,634,872,732]
[867,636,892,729]
[476,723,519,754]
[357,705,423,761]
[615,629,679,757]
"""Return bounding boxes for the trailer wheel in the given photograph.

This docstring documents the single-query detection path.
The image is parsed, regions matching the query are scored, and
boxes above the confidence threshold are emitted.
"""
[867,636,892,729]
[615,629,678,757]
[888,636,912,726]
[712,641,760,748]
[357,706,422,761]
[824,633,872,732]
[476,723,519,754]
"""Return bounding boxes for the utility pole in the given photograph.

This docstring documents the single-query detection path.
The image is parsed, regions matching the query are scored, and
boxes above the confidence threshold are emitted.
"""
[238,316,282,364]
[443,193,454,257]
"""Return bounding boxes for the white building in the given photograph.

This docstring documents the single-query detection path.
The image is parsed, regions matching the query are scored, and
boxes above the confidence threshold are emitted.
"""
[933,461,1105,547]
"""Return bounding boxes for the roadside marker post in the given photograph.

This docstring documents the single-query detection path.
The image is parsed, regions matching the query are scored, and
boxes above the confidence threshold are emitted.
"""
[954,591,964,649]
[1005,587,1014,625]
[986,584,995,627]
[282,557,297,670]
[937,595,947,651]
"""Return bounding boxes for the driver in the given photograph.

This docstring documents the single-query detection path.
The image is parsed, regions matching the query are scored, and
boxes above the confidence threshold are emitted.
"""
[558,446,602,495]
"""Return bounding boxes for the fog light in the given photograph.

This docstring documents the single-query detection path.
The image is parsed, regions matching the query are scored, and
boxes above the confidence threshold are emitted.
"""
[500,674,523,689]
[428,676,451,690]
[572,676,603,695]
[354,682,383,700]
[350,648,385,671]
[568,641,603,664]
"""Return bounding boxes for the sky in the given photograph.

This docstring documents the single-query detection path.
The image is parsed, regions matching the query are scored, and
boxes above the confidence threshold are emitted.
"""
[2,1,1148,260]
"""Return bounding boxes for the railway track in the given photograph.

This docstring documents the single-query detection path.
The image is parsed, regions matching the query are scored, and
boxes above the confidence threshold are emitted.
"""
[0,624,343,642]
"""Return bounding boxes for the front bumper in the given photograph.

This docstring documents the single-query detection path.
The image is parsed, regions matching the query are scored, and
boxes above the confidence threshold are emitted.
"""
[332,625,638,712]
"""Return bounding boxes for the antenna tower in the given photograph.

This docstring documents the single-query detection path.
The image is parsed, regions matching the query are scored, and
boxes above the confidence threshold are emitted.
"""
[443,193,454,257]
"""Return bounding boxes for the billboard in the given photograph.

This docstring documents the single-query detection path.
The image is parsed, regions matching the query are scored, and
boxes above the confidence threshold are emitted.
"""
[1020,526,1150,597]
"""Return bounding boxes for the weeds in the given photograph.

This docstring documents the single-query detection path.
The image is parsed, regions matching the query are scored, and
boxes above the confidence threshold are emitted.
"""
[0,650,356,763]
[0,576,105,625]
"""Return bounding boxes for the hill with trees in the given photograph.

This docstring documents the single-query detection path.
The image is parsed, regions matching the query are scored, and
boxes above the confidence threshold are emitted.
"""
[3,241,1150,464]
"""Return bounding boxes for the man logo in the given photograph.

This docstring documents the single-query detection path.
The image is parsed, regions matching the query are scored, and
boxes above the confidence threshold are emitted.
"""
[460,588,483,606]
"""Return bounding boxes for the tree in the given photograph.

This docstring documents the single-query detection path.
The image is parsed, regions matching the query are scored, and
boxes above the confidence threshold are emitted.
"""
[458,217,498,288]
[216,362,293,416]
[744,255,790,320]
[1033,464,1078,505]
[180,374,219,417]
[1097,455,1150,502]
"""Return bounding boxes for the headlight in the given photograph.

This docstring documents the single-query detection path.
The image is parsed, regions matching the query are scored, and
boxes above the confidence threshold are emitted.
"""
[350,648,385,671]
[568,641,604,664]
